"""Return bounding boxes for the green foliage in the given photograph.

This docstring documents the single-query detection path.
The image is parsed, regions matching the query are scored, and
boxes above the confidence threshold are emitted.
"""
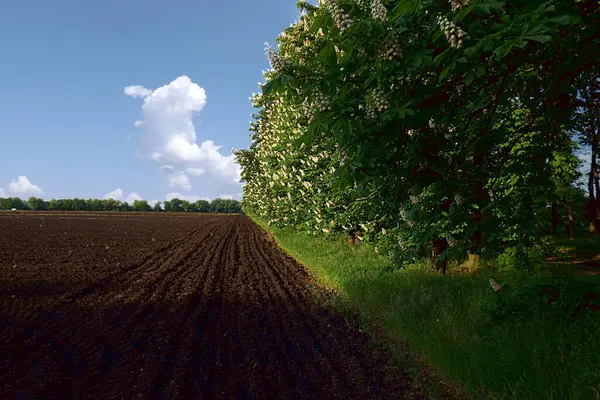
[495,245,546,272]
[0,197,27,210]
[27,197,47,210]
[237,0,599,269]
[0,196,242,214]
[209,198,243,213]
[194,199,210,213]
[133,200,152,212]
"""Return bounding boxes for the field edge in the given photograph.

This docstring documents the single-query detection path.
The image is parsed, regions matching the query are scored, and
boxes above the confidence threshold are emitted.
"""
[247,214,470,400]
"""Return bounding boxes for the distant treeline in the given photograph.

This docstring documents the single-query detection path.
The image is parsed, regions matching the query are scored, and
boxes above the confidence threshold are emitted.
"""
[0,197,242,214]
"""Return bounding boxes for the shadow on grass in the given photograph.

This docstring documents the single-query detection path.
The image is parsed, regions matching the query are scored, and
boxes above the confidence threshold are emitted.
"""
[260,222,600,400]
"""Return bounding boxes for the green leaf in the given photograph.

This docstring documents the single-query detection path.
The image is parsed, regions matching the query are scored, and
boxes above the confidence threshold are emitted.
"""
[454,3,476,21]
[364,72,378,88]
[464,71,474,85]
[318,42,337,67]
[392,0,420,18]
[494,40,515,59]
[490,1,504,11]
[523,35,552,43]
[457,57,468,63]
[549,15,572,25]
[346,120,354,136]
[413,55,422,67]
[261,78,279,97]
[475,3,491,14]
[310,13,328,34]
[434,48,451,65]
[475,65,486,76]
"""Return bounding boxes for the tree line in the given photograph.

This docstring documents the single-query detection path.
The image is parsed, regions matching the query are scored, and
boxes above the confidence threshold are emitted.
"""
[0,197,243,214]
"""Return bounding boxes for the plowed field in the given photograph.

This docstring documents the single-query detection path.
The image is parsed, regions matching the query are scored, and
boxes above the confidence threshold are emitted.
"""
[0,212,417,399]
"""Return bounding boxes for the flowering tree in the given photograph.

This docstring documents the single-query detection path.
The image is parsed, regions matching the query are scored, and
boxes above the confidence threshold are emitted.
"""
[237,0,600,272]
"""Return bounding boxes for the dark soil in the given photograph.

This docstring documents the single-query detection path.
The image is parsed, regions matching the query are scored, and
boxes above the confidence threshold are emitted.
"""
[0,212,420,399]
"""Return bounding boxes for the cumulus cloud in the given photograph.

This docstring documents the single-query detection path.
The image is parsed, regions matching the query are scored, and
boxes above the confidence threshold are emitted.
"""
[8,176,43,195]
[168,171,192,191]
[166,192,210,203]
[103,188,124,200]
[125,192,143,203]
[185,167,205,176]
[103,188,143,204]
[216,192,243,200]
[124,85,153,98]
[125,76,242,197]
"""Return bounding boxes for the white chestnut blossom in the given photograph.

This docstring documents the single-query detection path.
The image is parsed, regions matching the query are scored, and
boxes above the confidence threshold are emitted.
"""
[436,15,466,48]
[366,89,389,118]
[356,0,369,11]
[371,0,387,22]
[446,235,458,247]
[303,98,316,122]
[313,92,331,112]
[378,35,403,61]
[265,43,290,71]
[454,192,465,205]
[398,238,408,251]
[325,0,353,31]
[450,0,470,11]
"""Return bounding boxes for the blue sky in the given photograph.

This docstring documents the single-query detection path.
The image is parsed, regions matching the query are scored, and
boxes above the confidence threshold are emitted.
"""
[0,0,306,203]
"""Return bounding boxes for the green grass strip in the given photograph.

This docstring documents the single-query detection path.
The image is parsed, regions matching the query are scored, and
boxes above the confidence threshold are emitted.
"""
[251,216,600,400]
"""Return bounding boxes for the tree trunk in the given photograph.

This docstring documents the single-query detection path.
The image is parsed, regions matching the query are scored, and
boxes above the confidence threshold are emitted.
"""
[551,200,558,235]
[431,238,448,275]
[594,142,600,234]
[566,201,575,241]
[589,139,599,233]
[469,149,485,266]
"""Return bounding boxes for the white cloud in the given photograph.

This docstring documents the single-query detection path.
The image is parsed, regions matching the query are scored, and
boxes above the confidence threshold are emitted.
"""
[125,192,143,203]
[103,188,124,200]
[103,188,143,204]
[124,85,153,98]
[185,167,205,176]
[126,76,242,195]
[216,192,243,200]
[166,192,210,203]
[168,171,192,191]
[8,176,43,195]
[148,199,160,207]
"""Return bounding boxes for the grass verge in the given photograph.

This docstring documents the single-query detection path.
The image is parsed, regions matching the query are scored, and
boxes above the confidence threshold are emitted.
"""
[251,215,600,400]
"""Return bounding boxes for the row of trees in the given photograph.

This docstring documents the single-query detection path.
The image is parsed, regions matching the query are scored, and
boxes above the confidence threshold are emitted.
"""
[235,0,599,273]
[0,197,242,214]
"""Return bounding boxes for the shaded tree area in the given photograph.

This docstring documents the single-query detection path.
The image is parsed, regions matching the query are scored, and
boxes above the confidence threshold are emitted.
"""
[0,197,242,214]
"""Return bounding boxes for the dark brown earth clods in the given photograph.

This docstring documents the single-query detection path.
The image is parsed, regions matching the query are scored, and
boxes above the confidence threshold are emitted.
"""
[0,212,418,399]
